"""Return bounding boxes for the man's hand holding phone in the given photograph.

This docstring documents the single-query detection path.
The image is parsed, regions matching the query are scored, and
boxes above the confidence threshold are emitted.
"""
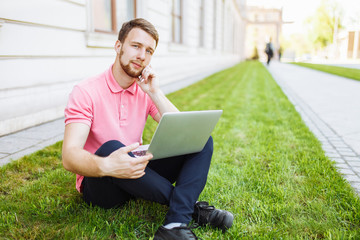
[136,65,160,95]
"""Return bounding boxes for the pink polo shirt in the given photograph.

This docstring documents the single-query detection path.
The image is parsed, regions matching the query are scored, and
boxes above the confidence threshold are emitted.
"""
[64,65,158,192]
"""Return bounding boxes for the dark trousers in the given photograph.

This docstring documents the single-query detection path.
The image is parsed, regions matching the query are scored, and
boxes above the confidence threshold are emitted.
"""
[82,137,213,225]
[266,54,271,65]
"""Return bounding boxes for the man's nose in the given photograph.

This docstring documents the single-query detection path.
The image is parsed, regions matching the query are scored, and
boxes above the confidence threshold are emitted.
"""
[137,48,146,60]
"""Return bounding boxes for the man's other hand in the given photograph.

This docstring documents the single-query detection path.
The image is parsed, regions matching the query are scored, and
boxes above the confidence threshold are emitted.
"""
[100,143,152,179]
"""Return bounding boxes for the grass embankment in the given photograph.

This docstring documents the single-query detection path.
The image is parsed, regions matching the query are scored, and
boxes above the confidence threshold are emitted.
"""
[1,61,360,239]
[292,62,360,81]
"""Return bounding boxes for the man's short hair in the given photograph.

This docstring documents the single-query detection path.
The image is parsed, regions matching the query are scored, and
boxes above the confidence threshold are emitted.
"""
[118,18,159,48]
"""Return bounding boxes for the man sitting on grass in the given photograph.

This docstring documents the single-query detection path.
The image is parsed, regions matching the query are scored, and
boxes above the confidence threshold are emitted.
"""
[62,18,233,240]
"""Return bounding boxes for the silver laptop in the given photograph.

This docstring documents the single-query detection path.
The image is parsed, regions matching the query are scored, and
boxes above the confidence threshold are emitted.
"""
[132,110,223,160]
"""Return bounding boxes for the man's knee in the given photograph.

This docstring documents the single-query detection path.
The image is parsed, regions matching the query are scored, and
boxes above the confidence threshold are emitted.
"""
[95,140,125,157]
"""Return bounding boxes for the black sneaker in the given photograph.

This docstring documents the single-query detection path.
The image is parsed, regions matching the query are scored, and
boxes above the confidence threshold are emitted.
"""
[192,201,234,232]
[154,224,198,240]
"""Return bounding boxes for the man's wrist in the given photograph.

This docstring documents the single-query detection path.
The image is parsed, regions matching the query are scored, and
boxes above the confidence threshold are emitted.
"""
[95,155,107,177]
[147,88,164,99]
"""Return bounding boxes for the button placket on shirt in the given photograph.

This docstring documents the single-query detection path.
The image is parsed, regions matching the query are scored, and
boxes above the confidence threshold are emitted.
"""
[119,90,127,125]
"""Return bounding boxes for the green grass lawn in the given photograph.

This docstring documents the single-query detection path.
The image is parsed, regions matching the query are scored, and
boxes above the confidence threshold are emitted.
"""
[292,62,360,81]
[1,61,360,239]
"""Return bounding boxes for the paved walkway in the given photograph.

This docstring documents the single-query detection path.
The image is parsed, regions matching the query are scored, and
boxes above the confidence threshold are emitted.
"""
[0,119,64,166]
[267,61,360,195]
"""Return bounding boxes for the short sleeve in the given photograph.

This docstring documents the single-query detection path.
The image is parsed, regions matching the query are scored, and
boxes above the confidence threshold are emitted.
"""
[64,85,93,127]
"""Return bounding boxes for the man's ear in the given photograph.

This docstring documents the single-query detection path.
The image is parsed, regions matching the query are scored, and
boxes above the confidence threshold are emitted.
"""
[115,40,121,54]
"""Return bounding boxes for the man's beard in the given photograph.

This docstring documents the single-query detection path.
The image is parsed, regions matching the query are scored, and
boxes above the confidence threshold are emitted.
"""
[119,49,143,78]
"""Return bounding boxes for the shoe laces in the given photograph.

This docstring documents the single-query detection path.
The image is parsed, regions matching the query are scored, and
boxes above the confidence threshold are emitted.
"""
[194,202,215,224]
[199,204,215,211]
[196,201,215,211]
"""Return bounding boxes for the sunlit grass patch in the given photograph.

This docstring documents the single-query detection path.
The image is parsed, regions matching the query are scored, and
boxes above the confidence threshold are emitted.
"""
[292,62,360,81]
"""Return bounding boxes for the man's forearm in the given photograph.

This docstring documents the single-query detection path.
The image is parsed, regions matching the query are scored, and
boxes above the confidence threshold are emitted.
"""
[148,89,179,116]
[62,147,105,177]
[62,143,151,179]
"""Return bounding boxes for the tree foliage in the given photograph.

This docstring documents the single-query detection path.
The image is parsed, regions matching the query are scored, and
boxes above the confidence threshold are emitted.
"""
[305,0,343,49]
[251,45,259,60]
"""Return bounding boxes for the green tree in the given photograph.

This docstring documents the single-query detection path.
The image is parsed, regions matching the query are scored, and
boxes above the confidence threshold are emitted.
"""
[305,0,343,49]
[281,33,312,57]
[251,45,259,60]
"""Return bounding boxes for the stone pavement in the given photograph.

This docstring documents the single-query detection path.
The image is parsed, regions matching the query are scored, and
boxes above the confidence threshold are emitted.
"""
[0,118,64,166]
[266,61,360,195]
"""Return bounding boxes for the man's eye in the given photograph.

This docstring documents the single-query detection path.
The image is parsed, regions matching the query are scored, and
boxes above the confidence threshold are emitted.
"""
[133,45,139,48]
[146,50,153,55]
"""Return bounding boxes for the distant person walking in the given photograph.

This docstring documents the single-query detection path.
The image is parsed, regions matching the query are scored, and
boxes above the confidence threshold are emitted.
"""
[278,46,282,61]
[265,39,274,65]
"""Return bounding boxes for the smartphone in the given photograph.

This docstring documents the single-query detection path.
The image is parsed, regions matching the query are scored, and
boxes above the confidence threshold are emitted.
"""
[138,75,145,83]
[138,64,150,83]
